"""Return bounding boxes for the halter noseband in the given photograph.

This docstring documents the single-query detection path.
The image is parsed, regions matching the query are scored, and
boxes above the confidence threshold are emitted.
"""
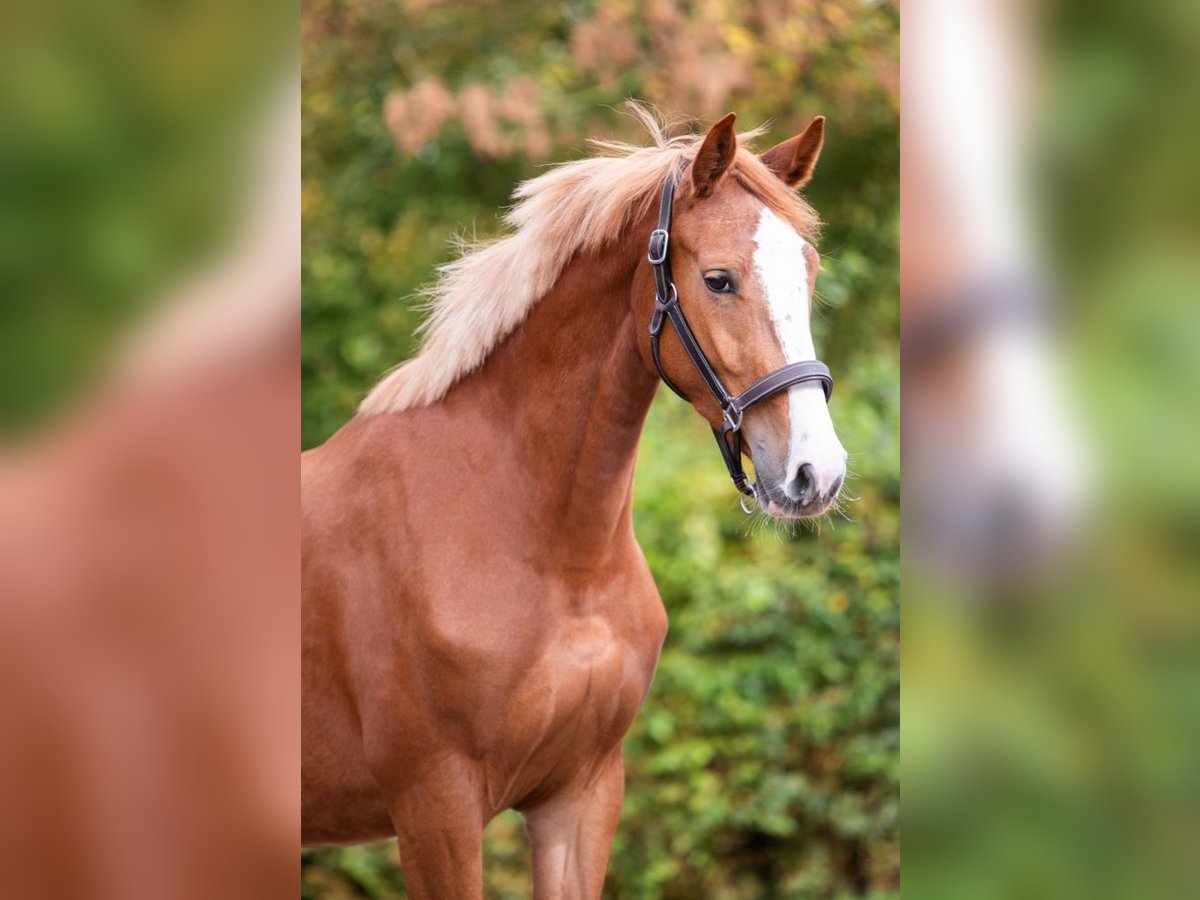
[647,166,833,512]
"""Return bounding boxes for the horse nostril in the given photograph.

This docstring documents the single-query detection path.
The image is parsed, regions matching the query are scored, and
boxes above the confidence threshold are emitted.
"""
[829,473,845,499]
[787,463,817,506]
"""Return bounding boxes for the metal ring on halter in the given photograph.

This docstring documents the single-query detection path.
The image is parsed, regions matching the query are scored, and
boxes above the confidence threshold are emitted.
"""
[657,281,677,306]
[722,404,744,434]
[739,484,758,515]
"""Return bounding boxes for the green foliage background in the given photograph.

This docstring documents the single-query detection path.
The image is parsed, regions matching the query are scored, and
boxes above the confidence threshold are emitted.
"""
[301,0,898,896]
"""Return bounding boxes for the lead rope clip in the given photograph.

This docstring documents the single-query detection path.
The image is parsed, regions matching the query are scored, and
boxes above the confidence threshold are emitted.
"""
[739,484,758,515]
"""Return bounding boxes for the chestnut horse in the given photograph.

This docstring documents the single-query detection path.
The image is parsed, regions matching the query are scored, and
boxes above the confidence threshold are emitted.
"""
[301,110,846,897]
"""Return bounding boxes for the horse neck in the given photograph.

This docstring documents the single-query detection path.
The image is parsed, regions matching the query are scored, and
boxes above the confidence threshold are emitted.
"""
[453,226,659,555]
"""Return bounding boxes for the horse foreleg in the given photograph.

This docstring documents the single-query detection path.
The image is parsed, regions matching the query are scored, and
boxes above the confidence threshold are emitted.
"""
[389,764,485,899]
[523,748,625,900]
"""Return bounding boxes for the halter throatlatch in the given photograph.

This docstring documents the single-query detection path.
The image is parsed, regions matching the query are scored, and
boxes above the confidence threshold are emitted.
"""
[647,165,833,511]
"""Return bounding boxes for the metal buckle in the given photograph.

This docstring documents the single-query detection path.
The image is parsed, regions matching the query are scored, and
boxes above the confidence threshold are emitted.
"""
[722,404,743,434]
[647,229,670,265]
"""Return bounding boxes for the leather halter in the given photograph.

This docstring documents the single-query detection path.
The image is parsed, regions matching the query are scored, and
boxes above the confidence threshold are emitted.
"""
[647,165,833,510]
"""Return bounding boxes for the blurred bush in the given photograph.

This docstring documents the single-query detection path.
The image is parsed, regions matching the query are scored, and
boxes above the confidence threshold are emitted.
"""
[0,0,292,434]
[301,0,898,896]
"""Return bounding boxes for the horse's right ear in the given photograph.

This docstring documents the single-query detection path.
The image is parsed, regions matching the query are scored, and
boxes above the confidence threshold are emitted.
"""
[760,116,825,188]
[692,112,737,198]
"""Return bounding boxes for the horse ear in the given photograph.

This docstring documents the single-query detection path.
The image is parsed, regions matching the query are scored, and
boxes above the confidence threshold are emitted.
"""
[692,112,737,198]
[760,116,825,188]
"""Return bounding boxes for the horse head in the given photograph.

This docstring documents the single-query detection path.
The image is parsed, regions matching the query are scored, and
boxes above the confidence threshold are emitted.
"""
[633,113,847,518]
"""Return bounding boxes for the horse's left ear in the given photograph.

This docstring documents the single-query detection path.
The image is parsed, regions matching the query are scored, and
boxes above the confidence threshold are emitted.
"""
[692,112,738,198]
[760,116,825,188]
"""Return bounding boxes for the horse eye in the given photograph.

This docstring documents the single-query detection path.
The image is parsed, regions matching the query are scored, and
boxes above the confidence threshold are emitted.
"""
[703,273,734,293]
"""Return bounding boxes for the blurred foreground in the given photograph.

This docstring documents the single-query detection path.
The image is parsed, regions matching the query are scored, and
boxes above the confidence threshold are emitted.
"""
[903,0,1200,896]
[0,0,298,896]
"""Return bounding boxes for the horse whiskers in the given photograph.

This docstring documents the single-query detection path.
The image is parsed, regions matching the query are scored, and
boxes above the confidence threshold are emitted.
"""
[736,504,766,538]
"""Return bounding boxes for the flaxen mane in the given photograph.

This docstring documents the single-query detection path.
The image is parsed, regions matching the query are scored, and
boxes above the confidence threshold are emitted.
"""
[359,106,820,415]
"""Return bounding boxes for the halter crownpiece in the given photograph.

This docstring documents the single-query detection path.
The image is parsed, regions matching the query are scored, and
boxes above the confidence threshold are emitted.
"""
[647,164,833,512]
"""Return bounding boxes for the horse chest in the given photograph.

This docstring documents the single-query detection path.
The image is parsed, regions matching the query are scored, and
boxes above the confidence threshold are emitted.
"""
[523,613,656,736]
[482,604,663,804]
[402,553,667,807]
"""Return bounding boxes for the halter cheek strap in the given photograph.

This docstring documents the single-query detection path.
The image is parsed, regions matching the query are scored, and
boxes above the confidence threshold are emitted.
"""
[647,166,833,510]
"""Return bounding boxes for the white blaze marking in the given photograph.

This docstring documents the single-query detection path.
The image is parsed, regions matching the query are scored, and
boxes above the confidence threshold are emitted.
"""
[751,207,846,493]
[753,207,817,361]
